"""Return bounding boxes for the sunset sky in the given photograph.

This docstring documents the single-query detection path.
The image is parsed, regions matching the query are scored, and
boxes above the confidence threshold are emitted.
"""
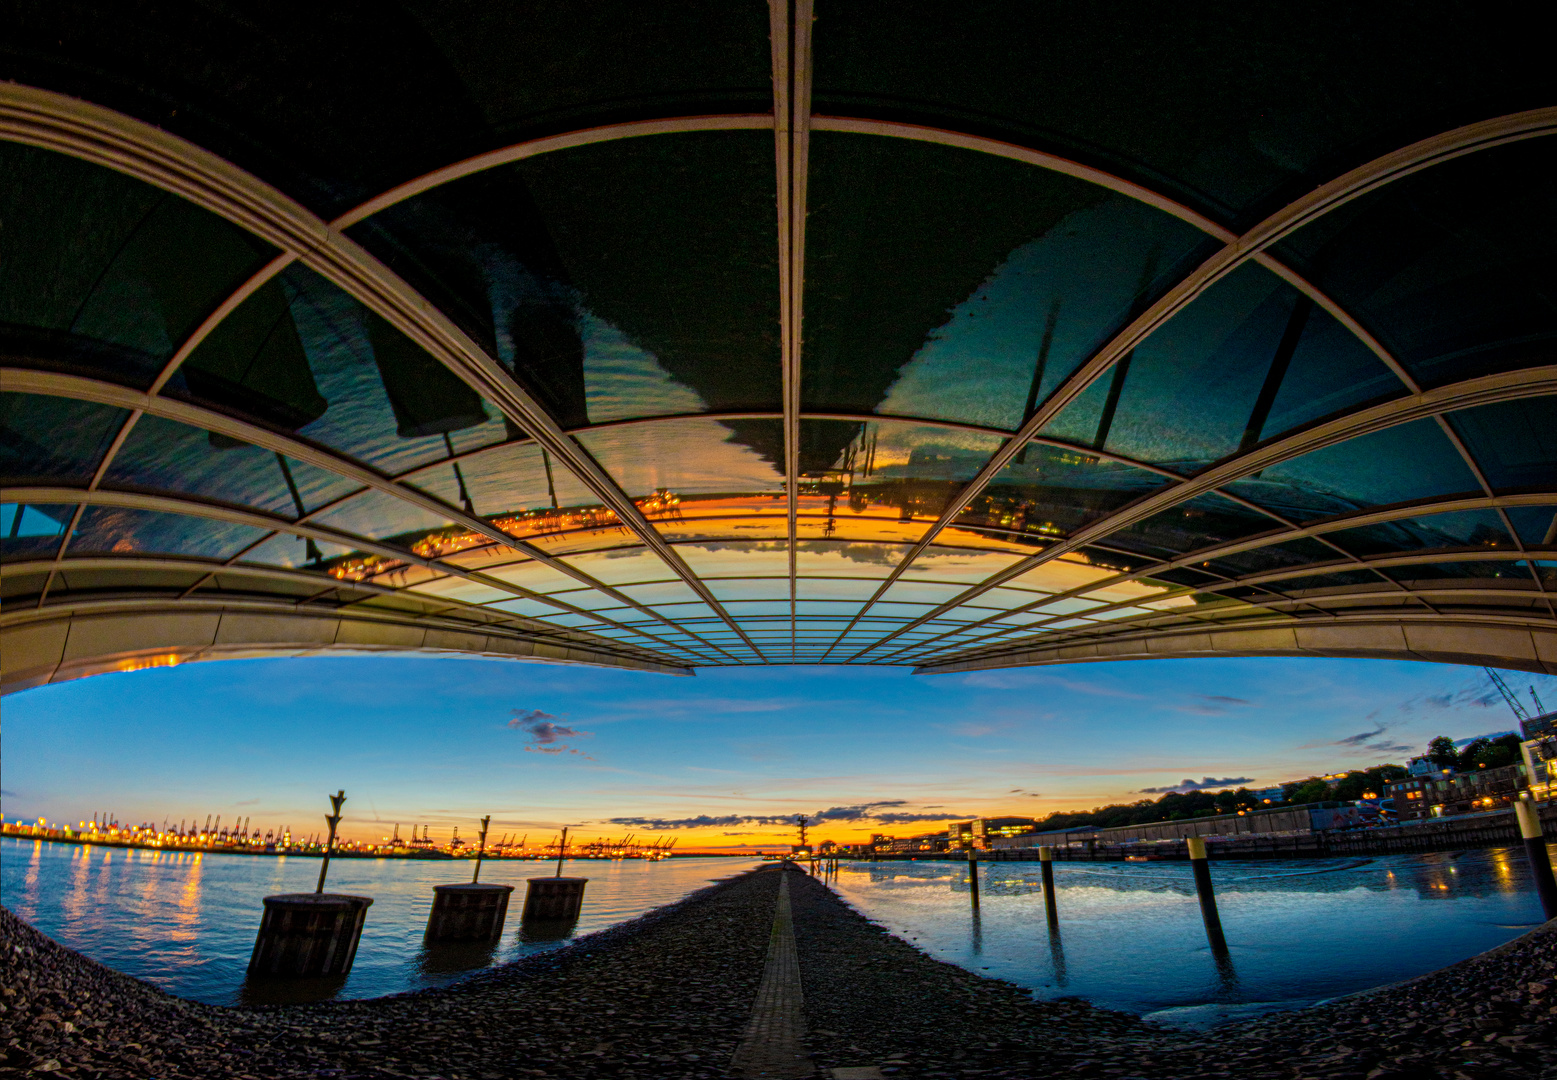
[4,655,1553,851]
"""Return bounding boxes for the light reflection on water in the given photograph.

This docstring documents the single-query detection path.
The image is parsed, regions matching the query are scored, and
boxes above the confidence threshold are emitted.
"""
[828,848,1548,1027]
[1,839,756,1005]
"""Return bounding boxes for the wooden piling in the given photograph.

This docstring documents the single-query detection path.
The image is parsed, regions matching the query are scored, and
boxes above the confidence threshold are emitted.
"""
[1039,845,1059,928]
[1515,801,1557,920]
[1185,837,1228,954]
[967,849,980,911]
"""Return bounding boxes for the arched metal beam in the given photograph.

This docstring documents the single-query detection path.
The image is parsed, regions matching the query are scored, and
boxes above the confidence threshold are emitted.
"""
[830,108,1557,661]
[772,0,815,662]
[0,485,710,665]
[855,363,1557,659]
[1,595,691,696]
[890,492,1557,660]
[913,612,1557,678]
[0,367,738,661]
[0,553,670,654]
[0,84,768,660]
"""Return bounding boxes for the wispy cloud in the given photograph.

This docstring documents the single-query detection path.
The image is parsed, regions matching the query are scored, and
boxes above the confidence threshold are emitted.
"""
[1326,723,1414,757]
[1138,776,1254,794]
[607,800,963,830]
[509,708,593,758]
[1175,694,1255,715]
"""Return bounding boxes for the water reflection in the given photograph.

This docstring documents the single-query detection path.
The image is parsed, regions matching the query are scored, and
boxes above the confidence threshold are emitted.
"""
[829,849,1546,1024]
[1,839,756,1006]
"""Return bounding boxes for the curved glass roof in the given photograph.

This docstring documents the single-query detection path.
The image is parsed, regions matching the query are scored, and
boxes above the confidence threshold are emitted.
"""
[2,3,1554,685]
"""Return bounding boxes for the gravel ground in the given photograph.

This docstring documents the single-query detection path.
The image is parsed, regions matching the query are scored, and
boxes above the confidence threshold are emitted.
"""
[4,864,1556,1079]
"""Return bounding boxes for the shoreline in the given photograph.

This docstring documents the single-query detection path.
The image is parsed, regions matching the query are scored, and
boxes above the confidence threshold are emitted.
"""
[3,864,1554,1078]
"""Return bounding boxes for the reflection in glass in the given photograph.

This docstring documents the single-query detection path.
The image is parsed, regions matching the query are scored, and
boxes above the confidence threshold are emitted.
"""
[1221,419,1481,523]
[0,503,73,561]
[959,442,1170,542]
[803,133,1210,427]
[1326,509,1514,558]
[578,418,785,499]
[1447,396,1557,493]
[1096,262,1402,472]
[0,143,276,388]
[69,507,270,560]
[1273,138,1557,388]
[1104,493,1279,561]
[0,394,129,484]
[105,415,358,517]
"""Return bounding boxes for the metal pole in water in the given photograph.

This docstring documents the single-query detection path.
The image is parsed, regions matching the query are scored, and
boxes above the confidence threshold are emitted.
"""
[472,815,491,884]
[315,790,345,894]
[1186,836,1228,954]
[1515,800,1557,920]
[967,848,980,911]
[1039,845,1059,928]
[555,825,569,877]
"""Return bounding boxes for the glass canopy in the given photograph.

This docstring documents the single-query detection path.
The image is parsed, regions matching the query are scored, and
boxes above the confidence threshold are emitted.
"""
[2,3,1553,682]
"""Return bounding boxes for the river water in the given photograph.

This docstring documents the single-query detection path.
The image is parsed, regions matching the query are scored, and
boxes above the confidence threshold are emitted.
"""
[829,848,1549,1027]
[0,838,757,1005]
[3,839,1547,1026]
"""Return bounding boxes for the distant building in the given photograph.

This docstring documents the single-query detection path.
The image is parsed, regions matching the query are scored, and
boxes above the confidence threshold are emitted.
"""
[1254,786,1285,803]
[1384,762,1526,821]
[970,817,1039,850]
[818,840,838,855]
[946,822,974,850]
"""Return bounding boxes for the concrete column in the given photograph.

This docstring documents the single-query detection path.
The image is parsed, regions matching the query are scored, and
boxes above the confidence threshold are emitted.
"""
[1515,801,1557,920]
[425,883,515,942]
[248,893,372,977]
[522,877,588,921]
[1039,845,1059,928]
[1185,837,1228,954]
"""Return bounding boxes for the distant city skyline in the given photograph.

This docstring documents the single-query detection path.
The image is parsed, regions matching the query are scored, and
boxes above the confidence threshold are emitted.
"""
[4,655,1553,852]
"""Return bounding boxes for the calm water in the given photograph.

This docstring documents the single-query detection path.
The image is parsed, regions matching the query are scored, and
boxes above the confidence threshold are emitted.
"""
[0,838,756,1005]
[830,849,1549,1027]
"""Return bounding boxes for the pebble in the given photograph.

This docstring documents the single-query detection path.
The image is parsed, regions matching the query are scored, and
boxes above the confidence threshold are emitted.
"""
[2,866,1555,1078]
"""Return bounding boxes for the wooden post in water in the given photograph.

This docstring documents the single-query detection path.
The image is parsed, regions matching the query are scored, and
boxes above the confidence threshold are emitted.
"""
[1515,800,1557,920]
[967,848,980,911]
[472,815,490,884]
[1186,837,1228,954]
[315,790,345,894]
[555,825,569,877]
[1039,845,1059,928]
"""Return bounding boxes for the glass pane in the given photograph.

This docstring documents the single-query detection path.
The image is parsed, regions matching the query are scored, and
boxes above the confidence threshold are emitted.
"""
[1222,418,1481,522]
[1383,561,1536,588]
[1504,506,1557,548]
[578,418,785,499]
[555,547,679,587]
[0,394,128,484]
[1447,397,1557,493]
[1273,138,1557,388]
[69,507,269,559]
[0,503,72,561]
[1327,509,1515,557]
[803,132,1209,426]
[675,541,790,580]
[239,532,355,571]
[813,3,1553,220]
[961,442,1172,541]
[0,144,276,388]
[166,266,509,474]
[1100,263,1404,472]
[1202,537,1338,579]
[1103,492,1279,560]
[349,131,779,427]
[103,414,358,516]
[403,440,596,520]
[309,489,455,543]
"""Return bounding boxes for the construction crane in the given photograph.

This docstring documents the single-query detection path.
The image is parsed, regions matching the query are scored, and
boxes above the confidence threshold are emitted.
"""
[1487,667,1532,723]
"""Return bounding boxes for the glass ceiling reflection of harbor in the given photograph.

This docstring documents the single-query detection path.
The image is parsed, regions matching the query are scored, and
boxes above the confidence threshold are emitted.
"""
[2,10,1554,675]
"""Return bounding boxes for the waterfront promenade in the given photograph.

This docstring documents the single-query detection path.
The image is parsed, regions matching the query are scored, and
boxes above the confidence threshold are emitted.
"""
[2,864,1554,1079]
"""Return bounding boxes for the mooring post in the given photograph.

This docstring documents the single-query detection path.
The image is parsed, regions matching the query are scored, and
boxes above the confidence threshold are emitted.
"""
[315,790,345,894]
[472,815,490,884]
[1515,800,1557,920]
[1039,845,1059,928]
[555,825,569,877]
[968,848,981,911]
[1186,836,1228,954]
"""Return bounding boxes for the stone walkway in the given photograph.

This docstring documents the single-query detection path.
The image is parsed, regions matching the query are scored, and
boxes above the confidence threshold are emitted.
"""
[730,871,813,1078]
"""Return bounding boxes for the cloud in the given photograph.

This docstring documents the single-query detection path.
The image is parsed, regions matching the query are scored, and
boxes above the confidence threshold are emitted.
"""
[1137,776,1254,794]
[1328,723,1415,758]
[607,801,964,831]
[509,708,592,757]
[1336,725,1389,746]
[1176,695,1255,715]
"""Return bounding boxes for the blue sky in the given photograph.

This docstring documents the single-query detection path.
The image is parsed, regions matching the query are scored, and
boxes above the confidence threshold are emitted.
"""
[3,655,1552,850]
